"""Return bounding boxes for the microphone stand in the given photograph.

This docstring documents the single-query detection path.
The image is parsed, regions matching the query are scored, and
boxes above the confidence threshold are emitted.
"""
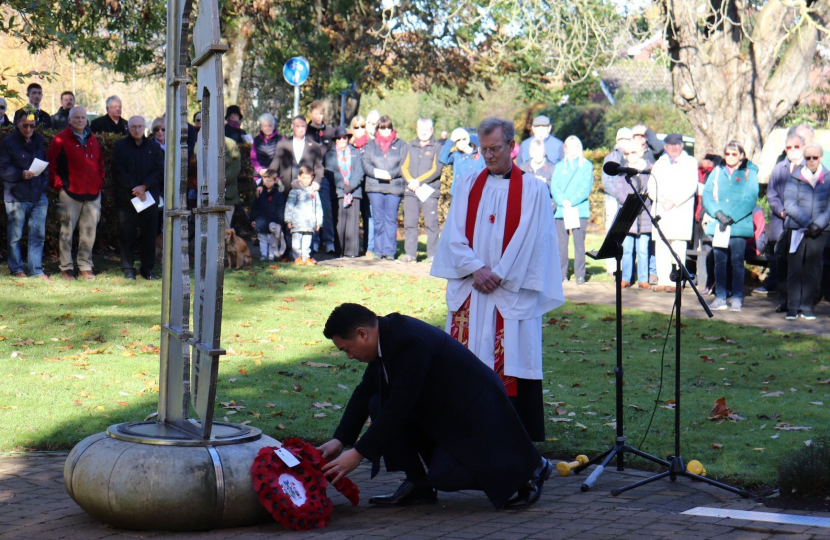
[606,172,746,497]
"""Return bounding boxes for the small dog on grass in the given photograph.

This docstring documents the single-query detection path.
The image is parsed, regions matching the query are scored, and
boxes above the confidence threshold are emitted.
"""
[267,222,287,261]
[225,228,252,269]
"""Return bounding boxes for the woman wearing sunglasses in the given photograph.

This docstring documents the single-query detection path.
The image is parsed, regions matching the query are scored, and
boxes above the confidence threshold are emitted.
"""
[702,141,759,312]
[782,143,830,321]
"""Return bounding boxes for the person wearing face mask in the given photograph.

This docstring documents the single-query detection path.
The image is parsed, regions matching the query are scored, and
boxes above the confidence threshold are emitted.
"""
[702,141,760,312]
[550,136,594,285]
[223,105,248,144]
[782,143,830,321]
[615,138,654,289]
[438,127,484,198]
[763,132,806,308]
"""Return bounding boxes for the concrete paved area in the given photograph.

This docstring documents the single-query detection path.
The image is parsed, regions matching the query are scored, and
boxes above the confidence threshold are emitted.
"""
[3,453,830,539]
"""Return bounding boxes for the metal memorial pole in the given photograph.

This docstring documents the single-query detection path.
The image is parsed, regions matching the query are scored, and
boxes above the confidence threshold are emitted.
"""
[63,0,280,531]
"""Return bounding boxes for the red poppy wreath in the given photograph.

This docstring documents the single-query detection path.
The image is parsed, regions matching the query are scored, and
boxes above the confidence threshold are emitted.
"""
[251,437,360,531]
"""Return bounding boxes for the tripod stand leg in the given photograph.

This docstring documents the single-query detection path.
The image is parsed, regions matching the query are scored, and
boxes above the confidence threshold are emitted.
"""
[580,445,620,492]
[624,445,671,467]
[682,471,749,497]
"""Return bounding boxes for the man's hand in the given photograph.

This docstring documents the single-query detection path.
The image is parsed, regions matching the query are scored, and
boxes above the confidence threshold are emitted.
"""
[807,223,823,238]
[321,448,363,484]
[21,171,35,180]
[780,211,786,219]
[317,439,344,461]
[287,223,293,229]
[472,266,501,294]
[662,201,675,211]
[132,185,147,202]
[256,185,263,195]
[407,180,419,192]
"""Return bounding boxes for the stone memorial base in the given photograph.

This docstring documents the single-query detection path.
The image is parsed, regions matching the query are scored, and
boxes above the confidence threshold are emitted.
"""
[64,422,277,531]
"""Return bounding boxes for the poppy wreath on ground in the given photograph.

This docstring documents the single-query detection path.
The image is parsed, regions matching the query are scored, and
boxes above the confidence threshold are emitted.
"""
[251,438,360,531]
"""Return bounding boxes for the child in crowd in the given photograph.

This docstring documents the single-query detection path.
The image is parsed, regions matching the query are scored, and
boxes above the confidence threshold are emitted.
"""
[250,174,284,261]
[285,166,323,266]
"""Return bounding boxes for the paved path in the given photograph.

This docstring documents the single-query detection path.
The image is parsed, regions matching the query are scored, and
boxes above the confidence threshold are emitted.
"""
[320,256,830,338]
[3,453,830,540]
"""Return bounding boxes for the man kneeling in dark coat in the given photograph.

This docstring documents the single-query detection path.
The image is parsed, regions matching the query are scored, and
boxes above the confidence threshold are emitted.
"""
[318,303,553,509]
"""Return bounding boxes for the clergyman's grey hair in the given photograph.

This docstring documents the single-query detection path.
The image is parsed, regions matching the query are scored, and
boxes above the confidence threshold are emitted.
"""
[477,117,514,145]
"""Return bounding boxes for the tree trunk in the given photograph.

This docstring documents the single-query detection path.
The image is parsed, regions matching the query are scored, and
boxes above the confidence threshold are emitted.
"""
[221,16,252,107]
[664,0,830,162]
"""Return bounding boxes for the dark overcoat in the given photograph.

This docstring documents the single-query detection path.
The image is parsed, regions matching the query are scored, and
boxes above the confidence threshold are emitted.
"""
[332,313,540,509]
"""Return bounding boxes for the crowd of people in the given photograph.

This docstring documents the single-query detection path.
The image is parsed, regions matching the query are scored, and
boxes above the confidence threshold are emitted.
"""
[1,83,829,321]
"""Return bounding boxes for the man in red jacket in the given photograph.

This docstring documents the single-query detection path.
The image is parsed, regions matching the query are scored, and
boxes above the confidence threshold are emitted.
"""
[46,107,106,281]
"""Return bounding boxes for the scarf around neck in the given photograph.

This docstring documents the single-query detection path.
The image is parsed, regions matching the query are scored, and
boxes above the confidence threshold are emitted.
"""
[375,131,397,154]
[337,146,352,183]
[351,134,368,149]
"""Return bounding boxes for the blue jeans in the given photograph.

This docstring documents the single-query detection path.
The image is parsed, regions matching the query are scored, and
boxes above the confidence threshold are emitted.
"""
[621,233,650,283]
[714,237,747,301]
[6,195,48,276]
[368,193,401,257]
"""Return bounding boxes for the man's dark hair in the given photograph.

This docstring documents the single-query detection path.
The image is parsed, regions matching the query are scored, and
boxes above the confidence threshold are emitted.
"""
[324,304,377,339]
[26,83,43,95]
[293,115,307,125]
[60,91,75,99]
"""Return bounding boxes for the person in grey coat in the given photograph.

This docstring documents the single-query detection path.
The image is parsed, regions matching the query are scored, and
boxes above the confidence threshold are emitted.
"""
[782,144,830,321]
[615,139,653,288]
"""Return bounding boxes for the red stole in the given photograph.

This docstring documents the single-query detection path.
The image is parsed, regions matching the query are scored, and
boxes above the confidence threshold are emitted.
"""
[451,167,523,395]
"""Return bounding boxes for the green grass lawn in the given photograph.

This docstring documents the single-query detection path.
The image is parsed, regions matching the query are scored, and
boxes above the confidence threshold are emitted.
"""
[0,260,827,489]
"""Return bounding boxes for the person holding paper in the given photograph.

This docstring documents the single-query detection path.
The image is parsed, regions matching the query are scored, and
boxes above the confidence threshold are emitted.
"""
[0,107,50,279]
[782,143,830,321]
[318,303,554,510]
[400,118,443,263]
[702,141,760,312]
[551,135,594,285]
[111,116,164,280]
[362,115,408,261]
[47,107,105,281]
[430,117,564,442]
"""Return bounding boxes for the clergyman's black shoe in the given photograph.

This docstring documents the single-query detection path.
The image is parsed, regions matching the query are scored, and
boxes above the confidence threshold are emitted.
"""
[141,271,157,281]
[504,458,553,510]
[368,479,437,507]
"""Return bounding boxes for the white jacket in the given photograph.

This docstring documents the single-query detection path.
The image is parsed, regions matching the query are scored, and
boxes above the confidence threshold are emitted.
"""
[648,151,698,241]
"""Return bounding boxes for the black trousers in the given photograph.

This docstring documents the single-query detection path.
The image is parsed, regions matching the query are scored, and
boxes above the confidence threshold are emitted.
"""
[776,230,791,307]
[403,195,439,259]
[118,204,159,274]
[787,231,827,311]
[368,394,480,492]
[337,198,361,258]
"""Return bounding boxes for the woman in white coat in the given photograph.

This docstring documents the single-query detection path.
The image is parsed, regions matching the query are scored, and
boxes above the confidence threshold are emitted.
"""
[647,133,698,292]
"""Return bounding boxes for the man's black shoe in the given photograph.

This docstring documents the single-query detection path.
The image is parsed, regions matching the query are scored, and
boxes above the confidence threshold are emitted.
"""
[368,479,437,507]
[123,269,136,280]
[504,458,552,510]
[141,271,157,281]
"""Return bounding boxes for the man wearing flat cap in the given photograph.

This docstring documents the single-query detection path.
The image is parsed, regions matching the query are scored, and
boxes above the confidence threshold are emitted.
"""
[647,133,698,292]
[517,115,564,168]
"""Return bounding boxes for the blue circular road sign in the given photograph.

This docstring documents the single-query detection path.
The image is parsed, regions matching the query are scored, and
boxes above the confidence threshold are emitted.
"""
[283,57,310,86]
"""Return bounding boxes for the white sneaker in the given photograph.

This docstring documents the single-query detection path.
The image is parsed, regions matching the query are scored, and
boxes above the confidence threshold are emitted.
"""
[730,299,742,312]
[708,298,728,310]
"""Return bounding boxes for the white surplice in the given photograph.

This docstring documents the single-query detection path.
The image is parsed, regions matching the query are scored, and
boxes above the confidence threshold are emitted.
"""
[430,170,565,379]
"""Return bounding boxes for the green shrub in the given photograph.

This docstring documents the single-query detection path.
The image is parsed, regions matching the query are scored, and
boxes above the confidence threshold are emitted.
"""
[538,104,608,150]
[778,434,830,499]
[603,90,693,147]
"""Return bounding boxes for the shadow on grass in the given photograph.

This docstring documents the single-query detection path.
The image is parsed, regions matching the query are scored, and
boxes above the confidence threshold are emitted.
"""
[5,264,829,488]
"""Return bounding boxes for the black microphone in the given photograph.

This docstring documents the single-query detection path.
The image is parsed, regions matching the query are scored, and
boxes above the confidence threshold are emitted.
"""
[603,161,652,176]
